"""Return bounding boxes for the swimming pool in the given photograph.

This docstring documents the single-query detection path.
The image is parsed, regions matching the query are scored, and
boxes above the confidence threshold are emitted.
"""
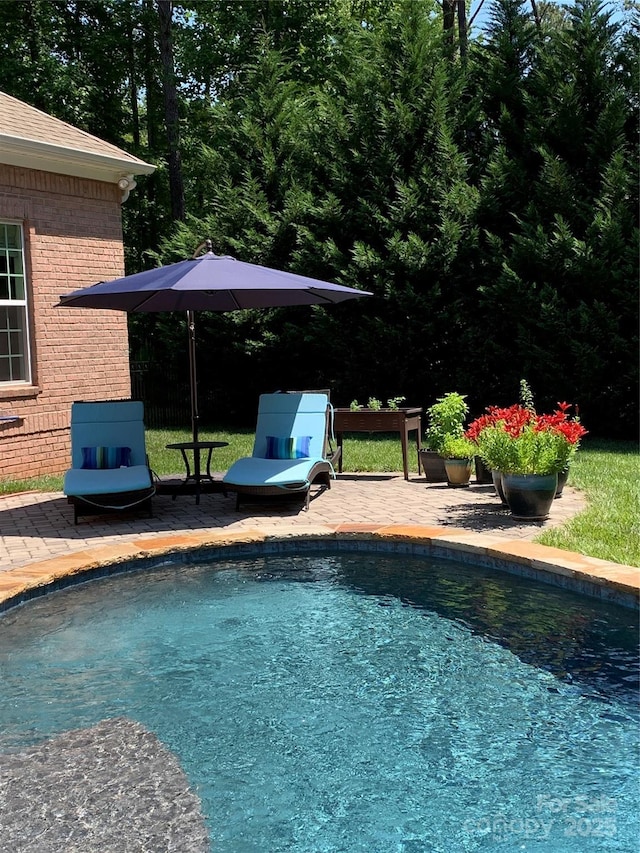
[0,551,638,852]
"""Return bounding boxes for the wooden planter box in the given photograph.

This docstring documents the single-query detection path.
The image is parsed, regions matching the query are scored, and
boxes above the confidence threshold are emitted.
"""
[333,407,423,480]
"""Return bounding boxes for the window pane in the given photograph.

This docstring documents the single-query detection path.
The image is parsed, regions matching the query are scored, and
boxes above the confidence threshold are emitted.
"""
[9,354,25,380]
[10,277,24,300]
[0,276,8,300]
[10,331,22,352]
[6,305,21,327]
[0,306,27,381]
[8,251,23,277]
[4,224,21,249]
[0,355,26,382]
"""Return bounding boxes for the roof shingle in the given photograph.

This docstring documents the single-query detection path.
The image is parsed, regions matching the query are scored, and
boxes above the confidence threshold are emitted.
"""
[0,91,150,166]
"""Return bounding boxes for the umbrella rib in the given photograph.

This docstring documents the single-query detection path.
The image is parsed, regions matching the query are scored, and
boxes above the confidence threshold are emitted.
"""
[307,290,335,304]
[131,292,160,311]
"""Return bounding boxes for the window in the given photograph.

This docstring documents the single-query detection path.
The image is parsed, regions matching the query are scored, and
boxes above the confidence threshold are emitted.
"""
[0,223,31,384]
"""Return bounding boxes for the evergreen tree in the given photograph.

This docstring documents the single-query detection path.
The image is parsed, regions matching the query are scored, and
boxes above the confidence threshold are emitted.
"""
[468,0,638,433]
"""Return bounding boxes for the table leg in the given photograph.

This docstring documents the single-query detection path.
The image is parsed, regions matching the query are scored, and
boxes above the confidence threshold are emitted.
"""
[204,446,214,480]
[401,427,409,480]
[180,448,192,480]
[337,433,344,473]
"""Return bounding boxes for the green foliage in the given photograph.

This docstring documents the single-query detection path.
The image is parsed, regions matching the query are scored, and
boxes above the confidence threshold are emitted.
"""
[440,434,476,459]
[519,379,536,413]
[386,396,406,410]
[424,392,469,453]
[0,0,635,436]
[348,396,404,410]
[476,424,575,475]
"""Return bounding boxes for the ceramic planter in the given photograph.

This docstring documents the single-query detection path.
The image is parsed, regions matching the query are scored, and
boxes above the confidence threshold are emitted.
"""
[502,473,558,520]
[492,470,508,505]
[555,467,569,498]
[418,450,448,483]
[474,455,493,484]
[443,458,472,488]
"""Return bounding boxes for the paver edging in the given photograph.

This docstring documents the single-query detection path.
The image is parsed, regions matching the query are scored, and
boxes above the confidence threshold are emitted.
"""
[0,526,637,614]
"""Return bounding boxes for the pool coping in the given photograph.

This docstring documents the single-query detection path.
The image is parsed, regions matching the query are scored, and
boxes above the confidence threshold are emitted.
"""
[1,524,638,613]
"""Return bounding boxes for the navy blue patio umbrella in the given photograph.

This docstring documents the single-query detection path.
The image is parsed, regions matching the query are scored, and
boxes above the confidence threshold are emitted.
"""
[58,243,372,452]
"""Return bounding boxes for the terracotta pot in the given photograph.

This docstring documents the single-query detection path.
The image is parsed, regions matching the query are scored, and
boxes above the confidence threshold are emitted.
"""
[502,473,558,520]
[418,450,448,483]
[444,458,472,488]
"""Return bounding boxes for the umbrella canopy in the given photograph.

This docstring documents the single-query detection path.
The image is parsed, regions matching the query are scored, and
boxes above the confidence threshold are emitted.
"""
[58,251,371,312]
[58,250,372,464]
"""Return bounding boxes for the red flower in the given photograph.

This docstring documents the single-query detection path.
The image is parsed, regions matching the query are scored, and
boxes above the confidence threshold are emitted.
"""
[466,401,587,446]
[465,404,535,442]
[535,403,587,444]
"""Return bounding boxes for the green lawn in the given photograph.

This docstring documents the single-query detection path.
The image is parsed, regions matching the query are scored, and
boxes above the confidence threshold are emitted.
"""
[1,432,637,568]
[534,439,639,568]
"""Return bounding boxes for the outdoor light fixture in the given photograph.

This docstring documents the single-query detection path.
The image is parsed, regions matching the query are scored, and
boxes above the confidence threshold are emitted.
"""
[117,174,136,202]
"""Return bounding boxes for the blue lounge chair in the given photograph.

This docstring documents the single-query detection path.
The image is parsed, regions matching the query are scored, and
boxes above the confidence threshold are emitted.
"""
[222,392,336,511]
[63,400,156,524]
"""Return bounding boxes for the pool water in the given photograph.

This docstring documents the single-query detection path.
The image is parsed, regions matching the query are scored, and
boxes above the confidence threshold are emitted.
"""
[0,552,638,852]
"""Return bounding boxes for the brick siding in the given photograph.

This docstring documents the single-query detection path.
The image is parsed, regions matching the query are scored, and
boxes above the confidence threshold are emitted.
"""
[0,164,131,479]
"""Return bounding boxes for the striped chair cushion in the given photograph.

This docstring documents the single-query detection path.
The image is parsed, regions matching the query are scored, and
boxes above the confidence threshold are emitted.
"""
[81,446,132,469]
[265,435,312,460]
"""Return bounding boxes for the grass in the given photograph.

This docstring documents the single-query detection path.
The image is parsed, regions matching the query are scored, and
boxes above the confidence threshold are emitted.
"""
[1,430,637,567]
[535,439,639,568]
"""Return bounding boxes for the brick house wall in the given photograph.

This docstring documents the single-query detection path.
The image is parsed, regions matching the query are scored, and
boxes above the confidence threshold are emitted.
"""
[0,164,131,479]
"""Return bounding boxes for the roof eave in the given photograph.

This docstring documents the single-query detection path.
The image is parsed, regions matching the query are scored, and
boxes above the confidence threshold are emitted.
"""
[0,134,156,189]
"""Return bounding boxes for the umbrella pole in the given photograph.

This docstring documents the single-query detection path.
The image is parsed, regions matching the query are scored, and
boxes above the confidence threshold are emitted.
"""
[187,308,200,456]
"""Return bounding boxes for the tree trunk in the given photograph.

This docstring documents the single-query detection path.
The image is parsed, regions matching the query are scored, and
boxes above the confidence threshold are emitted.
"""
[443,0,455,46]
[126,7,140,149]
[157,0,185,222]
[442,1,467,58]
[457,0,468,58]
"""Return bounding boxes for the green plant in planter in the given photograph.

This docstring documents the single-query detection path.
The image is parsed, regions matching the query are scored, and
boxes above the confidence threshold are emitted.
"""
[424,392,469,453]
[440,435,476,460]
[474,424,517,472]
[349,400,363,411]
[367,397,383,411]
[387,396,406,410]
[471,405,587,476]
[478,423,572,475]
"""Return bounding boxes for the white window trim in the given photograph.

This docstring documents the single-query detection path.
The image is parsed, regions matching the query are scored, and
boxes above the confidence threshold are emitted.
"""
[0,220,32,385]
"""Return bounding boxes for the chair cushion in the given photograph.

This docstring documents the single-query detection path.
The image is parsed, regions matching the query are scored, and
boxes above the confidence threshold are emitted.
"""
[223,457,323,489]
[81,446,132,469]
[264,435,311,460]
[64,465,153,497]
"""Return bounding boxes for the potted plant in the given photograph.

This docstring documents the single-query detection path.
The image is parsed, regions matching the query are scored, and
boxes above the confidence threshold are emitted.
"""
[468,394,587,519]
[439,434,476,487]
[420,392,469,483]
[535,402,587,498]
